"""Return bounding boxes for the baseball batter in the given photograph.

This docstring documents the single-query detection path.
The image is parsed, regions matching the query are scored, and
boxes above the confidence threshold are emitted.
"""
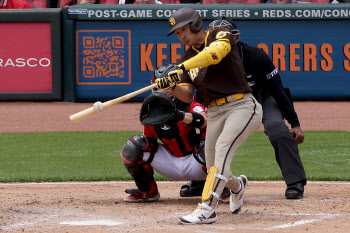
[182,18,307,200]
[120,64,208,203]
[156,8,263,224]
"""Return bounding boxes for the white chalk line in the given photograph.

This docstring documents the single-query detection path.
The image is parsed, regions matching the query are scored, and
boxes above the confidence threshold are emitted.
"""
[102,212,343,232]
[1,222,34,231]
[0,208,79,231]
[258,212,342,230]
[266,219,322,230]
[59,220,121,226]
[0,180,349,186]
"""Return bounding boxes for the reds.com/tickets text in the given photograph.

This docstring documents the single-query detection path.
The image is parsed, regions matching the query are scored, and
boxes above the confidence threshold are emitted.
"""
[86,9,350,19]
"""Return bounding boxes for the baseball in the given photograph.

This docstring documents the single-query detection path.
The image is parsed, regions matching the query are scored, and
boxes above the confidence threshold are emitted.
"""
[93,101,104,112]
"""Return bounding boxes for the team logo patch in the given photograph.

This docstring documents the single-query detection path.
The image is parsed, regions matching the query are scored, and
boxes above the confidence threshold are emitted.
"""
[169,17,176,26]
[210,42,220,47]
[248,81,255,86]
[193,106,204,113]
[160,125,171,130]
[216,31,229,39]
[211,52,218,60]
[266,68,278,80]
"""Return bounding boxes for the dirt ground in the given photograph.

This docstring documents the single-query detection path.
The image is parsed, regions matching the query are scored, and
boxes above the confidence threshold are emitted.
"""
[1,101,350,132]
[0,101,350,233]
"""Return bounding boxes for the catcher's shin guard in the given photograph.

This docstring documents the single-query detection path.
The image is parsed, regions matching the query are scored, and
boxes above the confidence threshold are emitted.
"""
[124,162,155,192]
[202,166,228,203]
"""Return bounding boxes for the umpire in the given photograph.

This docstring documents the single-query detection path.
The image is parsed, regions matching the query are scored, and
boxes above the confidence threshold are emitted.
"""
[208,18,307,199]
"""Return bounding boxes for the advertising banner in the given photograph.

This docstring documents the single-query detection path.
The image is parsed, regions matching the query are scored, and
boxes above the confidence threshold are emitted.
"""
[0,22,52,92]
[67,4,350,21]
[76,29,132,86]
[235,20,350,99]
[69,5,350,100]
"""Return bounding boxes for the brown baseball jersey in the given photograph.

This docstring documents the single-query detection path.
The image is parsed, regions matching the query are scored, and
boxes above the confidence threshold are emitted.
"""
[178,27,252,107]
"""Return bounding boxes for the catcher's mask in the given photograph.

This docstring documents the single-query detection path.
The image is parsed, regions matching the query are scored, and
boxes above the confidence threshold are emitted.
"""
[208,17,240,36]
[151,63,178,99]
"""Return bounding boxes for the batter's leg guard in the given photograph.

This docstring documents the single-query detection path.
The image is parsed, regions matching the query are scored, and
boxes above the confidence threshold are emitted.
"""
[202,166,228,203]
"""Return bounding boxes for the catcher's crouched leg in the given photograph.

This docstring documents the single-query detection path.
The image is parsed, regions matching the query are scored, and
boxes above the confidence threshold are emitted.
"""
[180,141,207,197]
[121,136,160,203]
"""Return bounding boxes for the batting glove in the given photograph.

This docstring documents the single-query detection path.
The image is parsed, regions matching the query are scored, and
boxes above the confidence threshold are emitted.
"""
[156,77,172,90]
[167,64,185,83]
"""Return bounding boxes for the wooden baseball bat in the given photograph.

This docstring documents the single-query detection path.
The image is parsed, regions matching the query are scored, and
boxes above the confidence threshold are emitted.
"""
[69,83,157,123]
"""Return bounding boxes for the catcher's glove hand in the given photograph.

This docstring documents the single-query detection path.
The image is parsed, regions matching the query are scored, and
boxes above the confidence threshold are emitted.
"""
[140,93,185,127]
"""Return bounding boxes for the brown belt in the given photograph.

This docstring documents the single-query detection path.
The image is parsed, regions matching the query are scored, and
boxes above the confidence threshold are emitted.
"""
[209,93,244,107]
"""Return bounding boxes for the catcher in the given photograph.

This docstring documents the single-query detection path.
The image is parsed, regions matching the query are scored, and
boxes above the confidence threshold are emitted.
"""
[120,63,208,203]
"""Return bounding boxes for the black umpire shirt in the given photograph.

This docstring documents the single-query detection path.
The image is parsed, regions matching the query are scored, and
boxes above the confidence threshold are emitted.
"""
[236,41,300,128]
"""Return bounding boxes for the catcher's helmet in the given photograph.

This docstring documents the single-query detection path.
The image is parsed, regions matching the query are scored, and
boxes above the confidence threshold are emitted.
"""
[208,17,240,35]
[151,63,178,97]
[154,63,178,79]
[167,8,203,36]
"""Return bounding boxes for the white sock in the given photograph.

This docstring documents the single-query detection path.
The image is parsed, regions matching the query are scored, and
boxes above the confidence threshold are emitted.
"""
[232,180,242,194]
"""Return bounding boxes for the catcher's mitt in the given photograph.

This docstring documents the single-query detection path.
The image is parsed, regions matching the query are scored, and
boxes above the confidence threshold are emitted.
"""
[140,93,182,127]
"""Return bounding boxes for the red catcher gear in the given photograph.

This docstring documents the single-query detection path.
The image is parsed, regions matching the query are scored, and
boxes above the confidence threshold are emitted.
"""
[144,98,206,158]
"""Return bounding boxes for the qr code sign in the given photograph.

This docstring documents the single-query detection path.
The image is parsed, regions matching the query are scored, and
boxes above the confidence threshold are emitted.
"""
[76,30,131,85]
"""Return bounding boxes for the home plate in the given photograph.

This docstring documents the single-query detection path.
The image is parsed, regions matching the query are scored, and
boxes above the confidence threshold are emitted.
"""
[60,220,121,226]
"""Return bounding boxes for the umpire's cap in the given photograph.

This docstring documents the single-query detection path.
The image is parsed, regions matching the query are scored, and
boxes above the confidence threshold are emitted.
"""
[167,8,203,36]
[208,17,240,35]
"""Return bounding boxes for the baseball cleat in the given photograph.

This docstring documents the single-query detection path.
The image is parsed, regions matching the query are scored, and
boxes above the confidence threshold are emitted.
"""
[124,188,160,203]
[179,180,205,197]
[219,187,231,203]
[179,203,217,225]
[230,175,248,214]
[285,181,304,199]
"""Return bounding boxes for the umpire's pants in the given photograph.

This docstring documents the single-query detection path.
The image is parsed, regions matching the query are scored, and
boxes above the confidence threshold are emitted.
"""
[262,95,307,185]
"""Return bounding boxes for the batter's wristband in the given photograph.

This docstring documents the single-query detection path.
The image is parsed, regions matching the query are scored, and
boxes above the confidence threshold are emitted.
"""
[179,64,186,71]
